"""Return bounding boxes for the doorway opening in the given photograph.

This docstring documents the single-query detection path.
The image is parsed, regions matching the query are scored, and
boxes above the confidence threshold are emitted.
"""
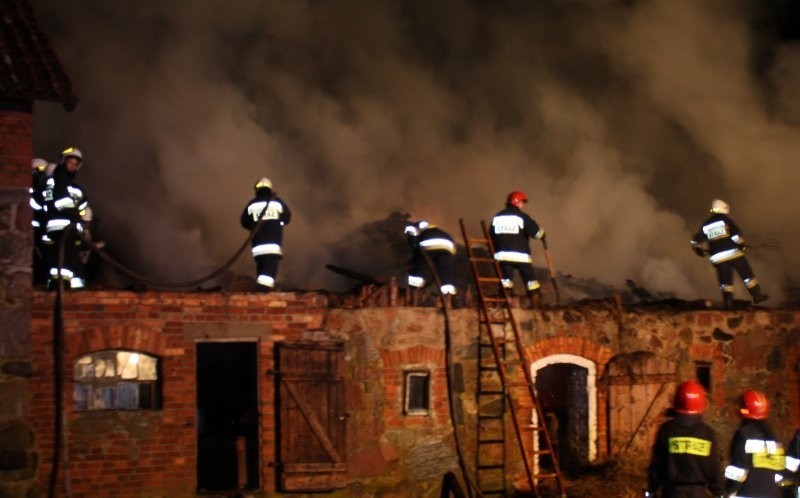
[196,341,260,492]
[531,354,597,473]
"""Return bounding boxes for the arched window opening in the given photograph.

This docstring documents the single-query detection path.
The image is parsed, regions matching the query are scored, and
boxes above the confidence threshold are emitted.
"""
[73,350,162,411]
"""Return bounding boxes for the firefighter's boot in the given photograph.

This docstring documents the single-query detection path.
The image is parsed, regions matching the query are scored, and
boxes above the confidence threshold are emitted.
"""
[528,289,542,309]
[722,291,734,310]
[750,285,769,305]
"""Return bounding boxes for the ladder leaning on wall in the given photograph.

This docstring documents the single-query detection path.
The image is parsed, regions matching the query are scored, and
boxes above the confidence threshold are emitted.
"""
[459,219,568,498]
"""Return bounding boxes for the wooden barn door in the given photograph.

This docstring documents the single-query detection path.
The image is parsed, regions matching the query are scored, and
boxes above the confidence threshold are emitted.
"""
[276,342,347,492]
[606,352,676,455]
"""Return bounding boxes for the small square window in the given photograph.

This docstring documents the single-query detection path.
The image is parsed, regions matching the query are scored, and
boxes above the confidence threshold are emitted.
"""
[404,371,430,416]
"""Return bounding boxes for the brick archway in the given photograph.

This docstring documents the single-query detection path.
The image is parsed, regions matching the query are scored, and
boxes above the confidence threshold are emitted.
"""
[522,337,613,461]
[69,325,166,357]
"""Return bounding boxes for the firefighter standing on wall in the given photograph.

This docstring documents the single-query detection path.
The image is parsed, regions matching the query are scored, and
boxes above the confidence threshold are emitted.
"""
[240,177,291,291]
[404,219,457,297]
[724,390,785,498]
[690,199,768,309]
[30,157,53,285]
[490,191,546,306]
[645,380,725,498]
[41,147,90,290]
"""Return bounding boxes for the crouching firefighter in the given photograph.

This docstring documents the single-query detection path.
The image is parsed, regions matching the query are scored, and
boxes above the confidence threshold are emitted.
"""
[404,219,457,298]
[240,177,291,291]
[690,199,768,309]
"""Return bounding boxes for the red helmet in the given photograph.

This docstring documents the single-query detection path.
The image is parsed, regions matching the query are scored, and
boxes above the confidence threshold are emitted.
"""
[739,389,769,420]
[673,380,708,414]
[507,191,528,208]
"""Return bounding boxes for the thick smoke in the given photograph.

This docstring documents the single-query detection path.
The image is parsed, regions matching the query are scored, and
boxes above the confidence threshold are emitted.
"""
[32,0,800,299]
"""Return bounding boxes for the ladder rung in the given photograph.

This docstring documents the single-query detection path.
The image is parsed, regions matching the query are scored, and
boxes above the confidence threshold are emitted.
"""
[532,449,555,456]
[477,464,504,470]
[534,472,560,480]
[478,438,505,444]
[478,389,504,395]
[481,297,507,302]
[478,490,506,495]
[478,414,504,420]
[479,365,500,371]
[477,276,501,282]
[470,257,496,263]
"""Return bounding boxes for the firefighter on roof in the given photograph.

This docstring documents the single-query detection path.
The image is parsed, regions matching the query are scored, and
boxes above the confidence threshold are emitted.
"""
[240,177,291,291]
[490,191,546,306]
[690,199,768,309]
[41,147,90,290]
[725,390,785,498]
[30,158,53,285]
[404,219,457,297]
[645,380,725,498]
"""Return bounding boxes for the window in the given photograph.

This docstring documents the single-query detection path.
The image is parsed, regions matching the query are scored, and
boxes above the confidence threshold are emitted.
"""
[403,371,430,415]
[73,350,162,411]
[695,361,712,394]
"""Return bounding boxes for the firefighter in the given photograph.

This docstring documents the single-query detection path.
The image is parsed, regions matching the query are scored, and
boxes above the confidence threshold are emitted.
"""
[490,191,546,306]
[240,177,291,291]
[41,147,90,290]
[30,158,52,285]
[690,199,768,309]
[645,380,725,498]
[725,390,786,498]
[404,219,457,297]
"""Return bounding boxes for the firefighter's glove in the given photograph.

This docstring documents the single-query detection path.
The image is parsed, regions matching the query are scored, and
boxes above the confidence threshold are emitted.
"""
[692,247,706,257]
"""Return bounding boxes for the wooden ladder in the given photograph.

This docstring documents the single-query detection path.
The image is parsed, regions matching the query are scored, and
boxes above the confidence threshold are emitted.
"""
[459,219,567,498]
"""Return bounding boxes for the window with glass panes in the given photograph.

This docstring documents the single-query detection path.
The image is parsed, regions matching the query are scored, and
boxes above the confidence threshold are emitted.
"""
[73,350,162,411]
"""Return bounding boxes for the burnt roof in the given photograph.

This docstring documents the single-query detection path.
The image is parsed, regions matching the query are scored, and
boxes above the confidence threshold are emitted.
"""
[0,0,76,109]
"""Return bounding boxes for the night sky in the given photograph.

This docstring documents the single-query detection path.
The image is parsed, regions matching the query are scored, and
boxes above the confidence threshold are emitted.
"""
[30,0,800,300]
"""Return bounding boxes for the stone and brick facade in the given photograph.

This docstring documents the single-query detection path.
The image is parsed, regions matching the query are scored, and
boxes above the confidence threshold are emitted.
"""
[25,290,800,497]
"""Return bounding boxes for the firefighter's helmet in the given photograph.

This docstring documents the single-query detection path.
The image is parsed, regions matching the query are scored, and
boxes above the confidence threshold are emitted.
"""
[507,191,528,208]
[60,147,83,165]
[417,220,430,230]
[711,199,730,214]
[254,177,273,191]
[673,380,707,415]
[32,158,48,172]
[739,389,769,420]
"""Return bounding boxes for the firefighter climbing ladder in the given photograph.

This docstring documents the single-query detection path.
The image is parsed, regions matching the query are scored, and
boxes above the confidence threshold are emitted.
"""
[459,219,567,498]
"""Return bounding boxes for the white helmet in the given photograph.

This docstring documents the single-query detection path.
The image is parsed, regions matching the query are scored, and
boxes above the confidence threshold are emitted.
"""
[711,199,730,214]
[60,147,83,165]
[254,177,273,191]
[32,158,48,172]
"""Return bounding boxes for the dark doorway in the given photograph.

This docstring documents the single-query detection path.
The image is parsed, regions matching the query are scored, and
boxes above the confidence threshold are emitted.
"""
[535,363,589,471]
[196,341,260,492]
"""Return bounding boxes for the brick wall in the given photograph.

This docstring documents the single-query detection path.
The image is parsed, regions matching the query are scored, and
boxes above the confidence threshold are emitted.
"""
[0,103,37,498]
[27,291,800,497]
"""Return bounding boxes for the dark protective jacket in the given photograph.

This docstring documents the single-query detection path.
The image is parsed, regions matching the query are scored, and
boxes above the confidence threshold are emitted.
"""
[691,213,746,265]
[647,413,725,498]
[725,419,785,498]
[490,205,544,263]
[405,223,456,255]
[42,164,88,235]
[240,188,291,256]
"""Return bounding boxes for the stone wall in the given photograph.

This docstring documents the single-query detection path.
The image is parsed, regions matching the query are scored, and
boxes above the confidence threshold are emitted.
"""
[0,103,37,498]
[27,290,800,497]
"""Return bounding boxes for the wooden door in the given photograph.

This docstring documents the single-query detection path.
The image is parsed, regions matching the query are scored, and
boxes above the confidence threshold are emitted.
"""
[606,352,676,455]
[276,342,347,492]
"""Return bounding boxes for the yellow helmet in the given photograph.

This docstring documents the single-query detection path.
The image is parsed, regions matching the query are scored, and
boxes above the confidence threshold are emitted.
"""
[32,158,48,172]
[60,147,83,165]
[710,199,729,214]
[254,177,273,191]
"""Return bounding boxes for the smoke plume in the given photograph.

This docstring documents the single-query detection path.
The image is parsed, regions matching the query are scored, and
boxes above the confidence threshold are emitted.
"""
[32,0,800,300]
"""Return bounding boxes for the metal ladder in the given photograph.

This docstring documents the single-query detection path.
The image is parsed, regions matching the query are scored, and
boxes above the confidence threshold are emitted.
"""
[459,219,567,497]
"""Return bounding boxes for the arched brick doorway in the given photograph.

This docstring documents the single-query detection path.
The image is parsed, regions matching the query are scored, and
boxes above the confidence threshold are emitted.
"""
[530,354,598,471]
